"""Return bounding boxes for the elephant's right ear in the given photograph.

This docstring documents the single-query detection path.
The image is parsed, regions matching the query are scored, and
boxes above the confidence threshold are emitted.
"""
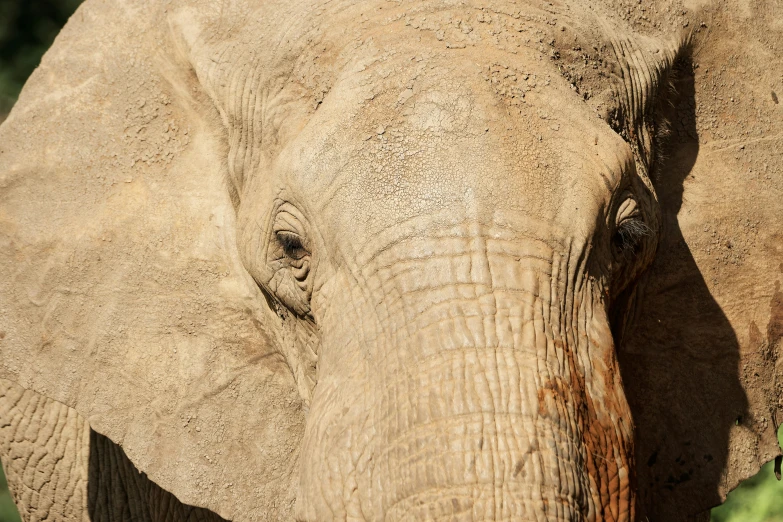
[0,1,303,520]
[617,2,783,520]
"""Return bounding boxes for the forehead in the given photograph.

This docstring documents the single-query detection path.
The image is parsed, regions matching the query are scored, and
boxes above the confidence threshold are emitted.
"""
[280,40,632,237]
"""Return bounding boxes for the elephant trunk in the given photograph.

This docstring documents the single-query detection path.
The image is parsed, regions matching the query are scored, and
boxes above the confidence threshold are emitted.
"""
[376,307,632,521]
[300,238,635,522]
[378,346,590,520]
[371,273,634,521]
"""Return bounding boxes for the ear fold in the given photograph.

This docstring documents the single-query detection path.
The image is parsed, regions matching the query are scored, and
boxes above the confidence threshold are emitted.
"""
[0,1,303,520]
[618,2,783,519]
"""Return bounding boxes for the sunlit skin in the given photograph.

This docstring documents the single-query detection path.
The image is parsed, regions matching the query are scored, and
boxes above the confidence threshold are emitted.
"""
[1,0,780,521]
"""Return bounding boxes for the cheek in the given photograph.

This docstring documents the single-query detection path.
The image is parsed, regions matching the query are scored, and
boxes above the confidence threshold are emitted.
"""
[235,202,270,284]
[296,272,377,516]
[311,271,374,369]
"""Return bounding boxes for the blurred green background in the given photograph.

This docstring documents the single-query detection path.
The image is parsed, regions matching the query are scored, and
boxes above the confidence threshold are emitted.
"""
[0,0,83,120]
[0,468,18,522]
[0,0,782,520]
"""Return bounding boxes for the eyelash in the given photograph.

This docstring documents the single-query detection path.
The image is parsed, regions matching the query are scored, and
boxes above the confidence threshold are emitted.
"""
[613,218,651,255]
[276,231,308,261]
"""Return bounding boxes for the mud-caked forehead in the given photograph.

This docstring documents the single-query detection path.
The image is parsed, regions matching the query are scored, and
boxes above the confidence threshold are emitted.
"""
[279,41,633,251]
[175,0,671,221]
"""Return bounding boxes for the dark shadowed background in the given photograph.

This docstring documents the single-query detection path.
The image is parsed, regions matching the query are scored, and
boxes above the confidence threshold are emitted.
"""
[0,0,83,120]
[0,0,780,520]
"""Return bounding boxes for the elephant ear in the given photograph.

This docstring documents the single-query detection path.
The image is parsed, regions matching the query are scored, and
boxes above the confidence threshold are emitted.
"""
[0,1,304,520]
[618,1,783,519]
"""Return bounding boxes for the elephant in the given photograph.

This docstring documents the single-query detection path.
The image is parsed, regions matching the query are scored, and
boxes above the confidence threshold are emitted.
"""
[0,0,781,520]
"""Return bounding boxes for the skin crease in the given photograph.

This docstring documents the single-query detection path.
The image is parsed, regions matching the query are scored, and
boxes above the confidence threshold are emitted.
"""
[3,0,781,521]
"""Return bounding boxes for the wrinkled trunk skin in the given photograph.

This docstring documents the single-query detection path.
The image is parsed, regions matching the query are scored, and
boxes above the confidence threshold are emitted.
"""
[298,233,634,522]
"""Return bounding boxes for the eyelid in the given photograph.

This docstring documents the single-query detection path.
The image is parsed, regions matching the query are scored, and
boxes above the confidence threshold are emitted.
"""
[273,214,302,233]
[273,202,307,229]
[275,229,303,242]
[272,206,308,246]
[615,194,640,224]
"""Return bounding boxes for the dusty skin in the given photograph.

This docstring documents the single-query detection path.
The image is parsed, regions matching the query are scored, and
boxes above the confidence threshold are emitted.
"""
[0,0,781,520]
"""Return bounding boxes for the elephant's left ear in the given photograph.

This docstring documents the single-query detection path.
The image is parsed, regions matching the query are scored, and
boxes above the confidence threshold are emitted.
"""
[0,1,303,520]
[617,2,783,520]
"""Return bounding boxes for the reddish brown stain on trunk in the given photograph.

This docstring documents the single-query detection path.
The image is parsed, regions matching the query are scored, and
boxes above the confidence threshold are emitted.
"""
[537,375,574,417]
[582,390,632,522]
[538,365,633,521]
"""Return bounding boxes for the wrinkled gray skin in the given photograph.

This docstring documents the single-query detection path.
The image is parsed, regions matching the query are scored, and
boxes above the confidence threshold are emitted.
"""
[1,0,782,521]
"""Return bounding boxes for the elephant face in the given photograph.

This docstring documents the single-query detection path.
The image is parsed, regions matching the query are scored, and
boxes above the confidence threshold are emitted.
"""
[1,0,782,521]
[232,35,661,518]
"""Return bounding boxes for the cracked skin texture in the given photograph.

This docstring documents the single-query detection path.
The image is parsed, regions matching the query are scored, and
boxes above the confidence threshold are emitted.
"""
[0,379,227,522]
[0,0,781,521]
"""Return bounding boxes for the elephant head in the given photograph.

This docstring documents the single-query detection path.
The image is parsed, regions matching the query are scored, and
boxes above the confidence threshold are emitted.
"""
[1,0,781,521]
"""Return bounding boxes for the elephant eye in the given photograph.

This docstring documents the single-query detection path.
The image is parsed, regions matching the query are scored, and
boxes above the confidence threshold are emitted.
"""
[612,195,650,256]
[268,204,313,314]
[276,231,308,261]
[613,218,650,255]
